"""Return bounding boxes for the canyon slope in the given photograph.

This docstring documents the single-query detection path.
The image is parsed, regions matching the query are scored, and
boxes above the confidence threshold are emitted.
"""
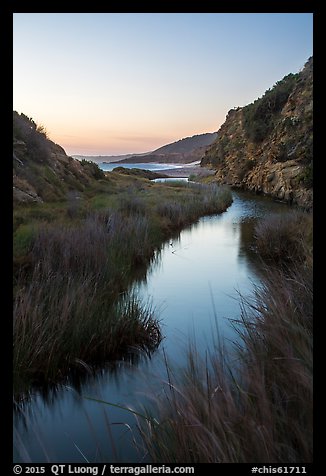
[13,112,104,203]
[201,57,313,209]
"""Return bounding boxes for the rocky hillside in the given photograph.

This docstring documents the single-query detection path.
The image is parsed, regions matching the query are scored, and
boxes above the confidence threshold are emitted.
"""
[13,112,104,203]
[114,132,217,164]
[201,57,313,209]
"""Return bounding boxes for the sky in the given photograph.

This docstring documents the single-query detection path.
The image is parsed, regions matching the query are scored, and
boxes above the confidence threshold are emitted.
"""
[13,13,313,156]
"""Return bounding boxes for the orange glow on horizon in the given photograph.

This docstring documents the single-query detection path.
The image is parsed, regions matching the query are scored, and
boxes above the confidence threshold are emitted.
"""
[52,132,174,156]
[14,14,312,157]
[49,122,221,157]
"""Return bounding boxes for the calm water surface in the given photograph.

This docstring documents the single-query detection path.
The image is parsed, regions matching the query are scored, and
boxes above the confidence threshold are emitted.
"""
[13,190,288,463]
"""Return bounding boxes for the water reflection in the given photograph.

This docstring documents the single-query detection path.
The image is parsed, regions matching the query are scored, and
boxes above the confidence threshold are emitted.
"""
[13,190,290,463]
[235,192,289,276]
[14,345,158,421]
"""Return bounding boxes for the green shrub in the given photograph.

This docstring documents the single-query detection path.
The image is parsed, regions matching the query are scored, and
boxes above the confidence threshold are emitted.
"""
[297,162,313,188]
[243,73,298,143]
[13,112,50,163]
[80,159,105,180]
[13,224,36,257]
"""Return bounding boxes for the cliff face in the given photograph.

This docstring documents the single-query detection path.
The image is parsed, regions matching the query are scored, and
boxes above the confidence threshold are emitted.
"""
[201,57,313,209]
[13,112,104,203]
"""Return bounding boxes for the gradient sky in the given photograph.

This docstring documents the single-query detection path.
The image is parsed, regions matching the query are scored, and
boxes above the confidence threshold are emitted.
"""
[13,13,313,156]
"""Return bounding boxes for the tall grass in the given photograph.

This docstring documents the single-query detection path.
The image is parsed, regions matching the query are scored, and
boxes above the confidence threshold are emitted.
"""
[13,211,160,396]
[155,183,232,231]
[254,210,313,264]
[139,210,313,463]
[14,181,232,397]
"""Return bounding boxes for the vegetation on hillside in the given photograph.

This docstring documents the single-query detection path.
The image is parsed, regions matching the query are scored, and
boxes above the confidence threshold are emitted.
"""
[200,57,313,209]
[13,112,105,202]
[243,73,298,143]
[13,110,312,463]
[13,112,51,162]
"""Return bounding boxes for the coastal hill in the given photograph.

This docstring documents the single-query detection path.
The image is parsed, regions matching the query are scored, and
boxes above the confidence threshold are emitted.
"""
[201,57,313,209]
[13,112,104,203]
[73,133,217,165]
[113,132,217,164]
[13,57,313,208]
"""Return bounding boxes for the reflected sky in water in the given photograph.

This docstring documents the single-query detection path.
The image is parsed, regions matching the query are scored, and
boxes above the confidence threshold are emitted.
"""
[14,190,288,463]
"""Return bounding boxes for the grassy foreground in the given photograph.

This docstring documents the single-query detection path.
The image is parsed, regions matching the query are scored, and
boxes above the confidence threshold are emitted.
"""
[13,172,232,397]
[138,210,313,463]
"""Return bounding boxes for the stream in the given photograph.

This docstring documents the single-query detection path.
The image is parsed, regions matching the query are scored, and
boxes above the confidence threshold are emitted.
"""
[13,189,288,463]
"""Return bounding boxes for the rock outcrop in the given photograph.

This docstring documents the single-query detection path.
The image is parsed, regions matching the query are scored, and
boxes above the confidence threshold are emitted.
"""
[201,57,313,209]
